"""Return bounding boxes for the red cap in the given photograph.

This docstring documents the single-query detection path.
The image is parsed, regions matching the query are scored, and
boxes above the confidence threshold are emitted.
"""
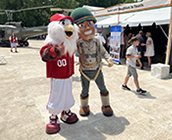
[50,13,74,22]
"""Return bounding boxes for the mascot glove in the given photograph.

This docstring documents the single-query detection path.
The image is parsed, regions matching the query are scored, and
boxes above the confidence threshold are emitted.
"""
[108,59,114,67]
[53,44,61,57]
[54,42,65,56]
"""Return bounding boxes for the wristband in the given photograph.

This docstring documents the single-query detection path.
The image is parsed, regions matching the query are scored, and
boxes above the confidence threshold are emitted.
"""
[50,47,56,58]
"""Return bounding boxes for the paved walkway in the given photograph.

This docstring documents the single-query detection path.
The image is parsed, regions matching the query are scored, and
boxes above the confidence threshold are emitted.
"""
[0,40,172,140]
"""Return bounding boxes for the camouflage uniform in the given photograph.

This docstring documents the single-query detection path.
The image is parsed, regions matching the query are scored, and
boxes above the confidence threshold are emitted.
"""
[71,7,113,117]
[77,37,111,98]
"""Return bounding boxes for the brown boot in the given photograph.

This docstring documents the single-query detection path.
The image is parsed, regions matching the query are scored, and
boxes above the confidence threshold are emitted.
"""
[100,92,113,117]
[102,105,113,116]
[79,95,90,116]
[80,106,90,116]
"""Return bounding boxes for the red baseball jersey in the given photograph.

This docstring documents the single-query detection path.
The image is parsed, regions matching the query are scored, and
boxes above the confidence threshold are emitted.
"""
[40,44,74,79]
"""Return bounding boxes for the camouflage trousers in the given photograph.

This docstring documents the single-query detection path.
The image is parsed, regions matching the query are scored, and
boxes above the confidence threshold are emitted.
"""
[80,69,108,98]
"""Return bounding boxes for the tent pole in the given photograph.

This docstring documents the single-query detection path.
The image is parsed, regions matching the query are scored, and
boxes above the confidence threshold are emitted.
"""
[117,5,120,26]
[159,25,168,39]
[118,14,120,25]
[165,6,172,65]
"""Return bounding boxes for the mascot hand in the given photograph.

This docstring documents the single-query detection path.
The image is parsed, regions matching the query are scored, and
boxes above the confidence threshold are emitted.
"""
[59,42,65,55]
[108,59,114,67]
[55,42,65,56]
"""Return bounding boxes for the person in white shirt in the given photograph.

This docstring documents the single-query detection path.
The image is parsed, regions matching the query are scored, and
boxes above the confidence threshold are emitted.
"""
[95,30,106,45]
[122,36,147,95]
[9,33,18,53]
[141,32,155,68]
[106,33,111,53]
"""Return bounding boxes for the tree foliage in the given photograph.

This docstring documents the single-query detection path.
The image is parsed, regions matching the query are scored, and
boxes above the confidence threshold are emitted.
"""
[0,0,142,26]
[78,0,126,8]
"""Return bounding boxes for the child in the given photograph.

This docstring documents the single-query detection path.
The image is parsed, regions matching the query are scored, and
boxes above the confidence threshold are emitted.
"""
[122,36,147,94]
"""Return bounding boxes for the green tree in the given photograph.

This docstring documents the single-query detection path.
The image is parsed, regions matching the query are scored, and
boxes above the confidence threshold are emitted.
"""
[83,0,123,8]
[0,0,56,26]
[124,0,135,3]
[55,0,79,9]
[124,0,143,3]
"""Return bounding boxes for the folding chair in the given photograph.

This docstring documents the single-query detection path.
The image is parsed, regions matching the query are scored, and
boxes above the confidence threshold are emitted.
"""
[0,54,7,64]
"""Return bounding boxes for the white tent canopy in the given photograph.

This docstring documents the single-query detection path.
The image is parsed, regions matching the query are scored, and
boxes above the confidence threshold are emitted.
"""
[91,0,171,27]
[83,5,104,11]
[96,12,135,27]
[121,6,171,26]
[96,16,118,27]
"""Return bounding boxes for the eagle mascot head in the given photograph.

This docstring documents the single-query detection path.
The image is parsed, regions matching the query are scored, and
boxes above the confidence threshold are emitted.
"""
[44,13,79,56]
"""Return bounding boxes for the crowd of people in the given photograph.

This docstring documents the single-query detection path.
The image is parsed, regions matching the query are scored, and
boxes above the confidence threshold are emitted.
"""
[95,30,155,70]
[117,30,155,69]
[95,30,155,94]
[10,29,155,70]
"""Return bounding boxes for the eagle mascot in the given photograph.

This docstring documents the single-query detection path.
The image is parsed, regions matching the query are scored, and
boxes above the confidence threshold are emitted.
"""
[40,13,79,134]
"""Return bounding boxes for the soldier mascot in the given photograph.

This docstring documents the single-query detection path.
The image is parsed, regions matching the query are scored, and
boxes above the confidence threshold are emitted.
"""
[70,8,114,117]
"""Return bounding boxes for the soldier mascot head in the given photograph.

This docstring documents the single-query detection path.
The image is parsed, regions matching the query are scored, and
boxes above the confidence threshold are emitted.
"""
[70,7,96,41]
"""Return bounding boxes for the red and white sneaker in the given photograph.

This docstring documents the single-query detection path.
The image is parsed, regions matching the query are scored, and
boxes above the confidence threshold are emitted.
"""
[46,115,60,134]
[60,110,78,124]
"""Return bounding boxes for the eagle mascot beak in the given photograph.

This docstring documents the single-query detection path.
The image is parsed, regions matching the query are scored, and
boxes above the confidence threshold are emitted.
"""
[64,24,74,39]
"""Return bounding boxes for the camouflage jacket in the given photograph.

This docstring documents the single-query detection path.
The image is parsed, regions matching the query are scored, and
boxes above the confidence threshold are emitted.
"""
[77,37,111,70]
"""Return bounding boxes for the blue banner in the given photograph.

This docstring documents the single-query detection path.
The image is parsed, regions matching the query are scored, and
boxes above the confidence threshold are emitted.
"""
[110,26,121,64]
[111,26,121,32]
[95,24,97,29]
